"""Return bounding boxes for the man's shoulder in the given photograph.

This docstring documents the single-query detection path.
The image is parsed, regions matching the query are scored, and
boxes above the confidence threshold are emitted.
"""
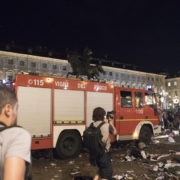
[2,127,32,164]
[8,126,30,135]
[100,122,109,133]
[1,126,31,140]
[93,121,109,128]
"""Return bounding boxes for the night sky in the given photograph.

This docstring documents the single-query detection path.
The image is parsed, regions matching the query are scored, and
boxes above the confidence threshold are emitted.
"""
[0,0,180,74]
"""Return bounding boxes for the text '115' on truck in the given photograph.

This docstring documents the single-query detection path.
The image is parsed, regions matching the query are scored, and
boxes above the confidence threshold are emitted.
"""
[14,74,161,159]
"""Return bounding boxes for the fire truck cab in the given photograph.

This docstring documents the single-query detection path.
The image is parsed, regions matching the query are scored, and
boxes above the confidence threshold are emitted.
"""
[114,87,160,144]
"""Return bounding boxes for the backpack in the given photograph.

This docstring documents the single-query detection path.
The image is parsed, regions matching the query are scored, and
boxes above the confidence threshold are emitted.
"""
[0,122,32,180]
[83,122,106,157]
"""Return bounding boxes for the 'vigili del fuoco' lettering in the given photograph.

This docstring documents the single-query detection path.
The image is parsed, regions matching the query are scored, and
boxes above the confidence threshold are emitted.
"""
[55,81,69,87]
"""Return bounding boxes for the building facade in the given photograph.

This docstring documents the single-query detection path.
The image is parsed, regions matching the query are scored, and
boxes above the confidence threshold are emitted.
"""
[165,77,180,109]
[99,66,165,94]
[0,50,166,101]
[0,51,69,82]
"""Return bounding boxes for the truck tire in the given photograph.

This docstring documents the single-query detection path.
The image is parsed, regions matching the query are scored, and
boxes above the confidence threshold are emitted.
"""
[139,126,152,145]
[56,131,82,159]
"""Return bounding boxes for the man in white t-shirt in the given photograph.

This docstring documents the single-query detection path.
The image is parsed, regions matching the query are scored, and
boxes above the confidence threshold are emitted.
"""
[0,86,31,180]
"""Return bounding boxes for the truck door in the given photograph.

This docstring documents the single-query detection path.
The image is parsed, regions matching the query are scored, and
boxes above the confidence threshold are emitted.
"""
[115,88,146,135]
[114,87,135,135]
[144,92,159,125]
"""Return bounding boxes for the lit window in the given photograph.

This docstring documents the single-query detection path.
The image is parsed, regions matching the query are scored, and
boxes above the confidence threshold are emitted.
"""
[8,75,13,81]
[8,59,13,65]
[175,91,178,97]
[174,81,177,86]
[115,73,119,78]
[120,91,132,108]
[62,66,67,71]
[42,63,47,68]
[168,82,171,87]
[109,72,112,76]
[53,65,57,70]
[31,62,36,68]
[19,61,24,66]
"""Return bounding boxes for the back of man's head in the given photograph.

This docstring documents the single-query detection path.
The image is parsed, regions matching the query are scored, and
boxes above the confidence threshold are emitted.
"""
[93,107,106,121]
[0,86,17,114]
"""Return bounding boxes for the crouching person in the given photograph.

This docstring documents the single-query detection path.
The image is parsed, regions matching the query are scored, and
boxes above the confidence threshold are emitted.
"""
[83,107,117,180]
[0,86,31,180]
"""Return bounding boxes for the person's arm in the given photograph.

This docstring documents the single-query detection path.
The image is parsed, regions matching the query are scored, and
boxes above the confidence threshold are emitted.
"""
[4,128,31,180]
[109,119,117,135]
[4,157,25,180]
[101,124,110,143]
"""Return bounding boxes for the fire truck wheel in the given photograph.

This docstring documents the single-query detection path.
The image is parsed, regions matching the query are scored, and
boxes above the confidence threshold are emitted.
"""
[56,131,82,159]
[139,126,152,145]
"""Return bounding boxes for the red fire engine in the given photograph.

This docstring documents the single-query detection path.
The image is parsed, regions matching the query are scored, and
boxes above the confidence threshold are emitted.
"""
[15,74,160,158]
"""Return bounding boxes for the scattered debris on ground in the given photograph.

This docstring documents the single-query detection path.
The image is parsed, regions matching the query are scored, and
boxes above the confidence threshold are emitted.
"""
[32,129,180,180]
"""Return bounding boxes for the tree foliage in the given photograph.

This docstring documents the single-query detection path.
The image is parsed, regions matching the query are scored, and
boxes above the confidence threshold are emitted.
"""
[67,48,105,80]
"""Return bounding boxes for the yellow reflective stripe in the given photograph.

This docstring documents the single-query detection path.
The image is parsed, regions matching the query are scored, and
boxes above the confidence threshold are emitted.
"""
[115,119,158,122]
[54,120,84,123]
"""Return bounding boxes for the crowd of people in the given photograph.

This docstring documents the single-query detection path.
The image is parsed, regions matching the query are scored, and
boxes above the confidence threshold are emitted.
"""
[160,108,180,131]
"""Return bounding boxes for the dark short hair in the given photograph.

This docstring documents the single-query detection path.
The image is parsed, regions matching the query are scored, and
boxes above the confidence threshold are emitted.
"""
[92,107,106,121]
[0,86,17,114]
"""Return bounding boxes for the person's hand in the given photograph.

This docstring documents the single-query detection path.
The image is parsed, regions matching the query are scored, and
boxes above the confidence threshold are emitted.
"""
[108,118,113,124]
